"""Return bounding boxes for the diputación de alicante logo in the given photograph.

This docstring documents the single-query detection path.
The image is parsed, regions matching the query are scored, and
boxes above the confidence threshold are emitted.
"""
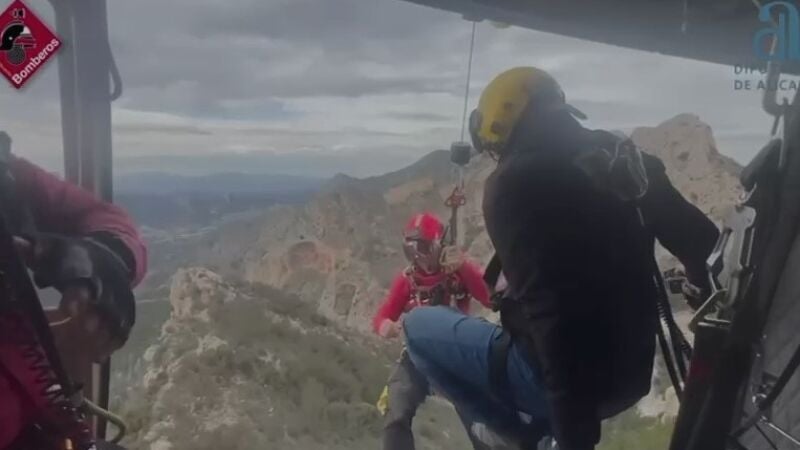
[0,0,61,89]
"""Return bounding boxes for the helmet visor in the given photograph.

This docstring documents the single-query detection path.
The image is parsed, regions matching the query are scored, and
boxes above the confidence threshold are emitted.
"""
[403,238,441,272]
[404,238,434,256]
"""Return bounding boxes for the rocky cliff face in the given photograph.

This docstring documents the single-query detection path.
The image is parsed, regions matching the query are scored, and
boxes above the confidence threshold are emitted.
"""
[631,114,742,223]
[117,268,471,450]
[233,114,742,334]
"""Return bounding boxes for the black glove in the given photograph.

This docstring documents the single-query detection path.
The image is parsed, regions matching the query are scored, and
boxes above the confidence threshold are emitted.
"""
[490,290,505,312]
[25,232,136,344]
[680,280,706,310]
[663,267,706,310]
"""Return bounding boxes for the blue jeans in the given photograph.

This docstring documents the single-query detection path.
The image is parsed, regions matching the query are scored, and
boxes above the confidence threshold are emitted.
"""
[402,306,550,441]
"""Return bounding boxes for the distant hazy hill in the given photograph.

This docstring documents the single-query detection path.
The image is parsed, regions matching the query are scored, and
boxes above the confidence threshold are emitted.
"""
[116,171,323,194]
[115,172,324,230]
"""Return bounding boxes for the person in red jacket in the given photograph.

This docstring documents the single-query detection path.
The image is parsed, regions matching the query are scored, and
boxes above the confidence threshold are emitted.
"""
[0,135,147,449]
[374,212,491,450]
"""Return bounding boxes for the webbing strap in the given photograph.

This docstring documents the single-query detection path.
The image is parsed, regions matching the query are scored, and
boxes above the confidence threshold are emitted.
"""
[489,329,512,397]
[483,253,503,289]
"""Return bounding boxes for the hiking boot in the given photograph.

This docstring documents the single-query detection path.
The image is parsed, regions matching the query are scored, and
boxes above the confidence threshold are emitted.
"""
[469,422,520,450]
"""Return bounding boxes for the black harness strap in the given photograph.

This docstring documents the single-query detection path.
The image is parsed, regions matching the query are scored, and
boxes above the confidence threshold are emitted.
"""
[489,328,513,395]
[484,253,503,288]
[482,253,515,398]
[484,253,506,312]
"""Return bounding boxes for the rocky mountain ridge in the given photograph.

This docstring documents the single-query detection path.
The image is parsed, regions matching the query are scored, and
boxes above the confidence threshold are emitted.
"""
[116,268,473,450]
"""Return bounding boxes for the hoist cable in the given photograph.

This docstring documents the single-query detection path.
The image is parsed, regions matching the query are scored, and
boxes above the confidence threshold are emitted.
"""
[460,21,476,142]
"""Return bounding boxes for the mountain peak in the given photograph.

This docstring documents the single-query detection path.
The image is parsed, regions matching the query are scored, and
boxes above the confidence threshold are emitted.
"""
[632,114,740,171]
[631,113,742,222]
[658,113,703,128]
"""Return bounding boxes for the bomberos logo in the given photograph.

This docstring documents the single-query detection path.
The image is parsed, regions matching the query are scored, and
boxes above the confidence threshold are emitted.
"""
[0,0,61,89]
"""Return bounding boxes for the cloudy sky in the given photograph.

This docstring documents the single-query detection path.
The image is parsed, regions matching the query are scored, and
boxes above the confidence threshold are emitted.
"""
[0,0,788,178]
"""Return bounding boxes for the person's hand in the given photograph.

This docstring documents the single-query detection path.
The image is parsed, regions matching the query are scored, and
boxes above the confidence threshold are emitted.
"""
[663,266,706,310]
[440,245,464,273]
[14,234,133,383]
[495,273,508,293]
[14,235,121,358]
[378,319,402,339]
[13,235,36,265]
[47,283,122,382]
[681,280,706,310]
[51,283,122,362]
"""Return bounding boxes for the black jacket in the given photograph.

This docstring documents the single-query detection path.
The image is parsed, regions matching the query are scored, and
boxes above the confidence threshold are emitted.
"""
[483,128,719,450]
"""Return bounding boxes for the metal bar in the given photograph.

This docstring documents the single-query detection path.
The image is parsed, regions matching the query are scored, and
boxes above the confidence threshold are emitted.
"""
[459,21,476,142]
[73,0,114,436]
[49,0,79,182]
[49,0,116,439]
[762,418,800,447]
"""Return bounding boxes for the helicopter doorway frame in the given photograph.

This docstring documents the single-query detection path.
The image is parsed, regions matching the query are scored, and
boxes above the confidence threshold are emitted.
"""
[47,0,122,439]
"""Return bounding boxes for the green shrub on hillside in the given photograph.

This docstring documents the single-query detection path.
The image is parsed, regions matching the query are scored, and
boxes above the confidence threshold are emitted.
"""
[598,411,674,450]
[114,277,675,450]
[115,282,472,450]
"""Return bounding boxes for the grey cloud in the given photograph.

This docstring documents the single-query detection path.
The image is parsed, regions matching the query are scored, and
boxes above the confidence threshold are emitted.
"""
[0,0,787,178]
[15,0,611,117]
[116,146,431,178]
[101,0,480,114]
[187,0,451,45]
[383,111,454,122]
[233,126,408,138]
[113,123,213,136]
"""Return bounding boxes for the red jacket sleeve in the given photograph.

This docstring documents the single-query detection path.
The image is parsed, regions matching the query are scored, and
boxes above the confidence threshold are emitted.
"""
[458,259,491,309]
[372,273,411,334]
[11,157,148,287]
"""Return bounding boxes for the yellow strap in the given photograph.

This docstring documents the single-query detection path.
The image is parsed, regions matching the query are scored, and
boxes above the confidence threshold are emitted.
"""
[376,347,409,415]
[376,384,389,416]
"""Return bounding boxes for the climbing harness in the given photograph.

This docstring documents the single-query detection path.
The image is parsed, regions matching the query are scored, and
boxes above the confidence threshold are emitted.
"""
[404,266,468,308]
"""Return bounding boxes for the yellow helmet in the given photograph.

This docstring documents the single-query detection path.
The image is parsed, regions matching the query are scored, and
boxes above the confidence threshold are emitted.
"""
[469,66,586,159]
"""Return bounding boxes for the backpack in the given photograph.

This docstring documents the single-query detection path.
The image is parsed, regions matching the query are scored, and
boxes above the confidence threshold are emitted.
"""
[484,129,650,292]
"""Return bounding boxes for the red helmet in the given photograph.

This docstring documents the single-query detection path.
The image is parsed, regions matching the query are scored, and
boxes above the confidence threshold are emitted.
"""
[402,213,444,273]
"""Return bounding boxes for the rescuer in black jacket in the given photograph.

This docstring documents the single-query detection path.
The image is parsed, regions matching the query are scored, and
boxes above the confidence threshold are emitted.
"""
[401,66,719,450]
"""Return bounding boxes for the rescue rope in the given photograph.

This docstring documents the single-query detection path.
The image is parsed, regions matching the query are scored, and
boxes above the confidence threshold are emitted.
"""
[681,0,689,34]
[460,21,477,142]
[83,397,128,444]
[443,20,476,248]
[48,316,73,327]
